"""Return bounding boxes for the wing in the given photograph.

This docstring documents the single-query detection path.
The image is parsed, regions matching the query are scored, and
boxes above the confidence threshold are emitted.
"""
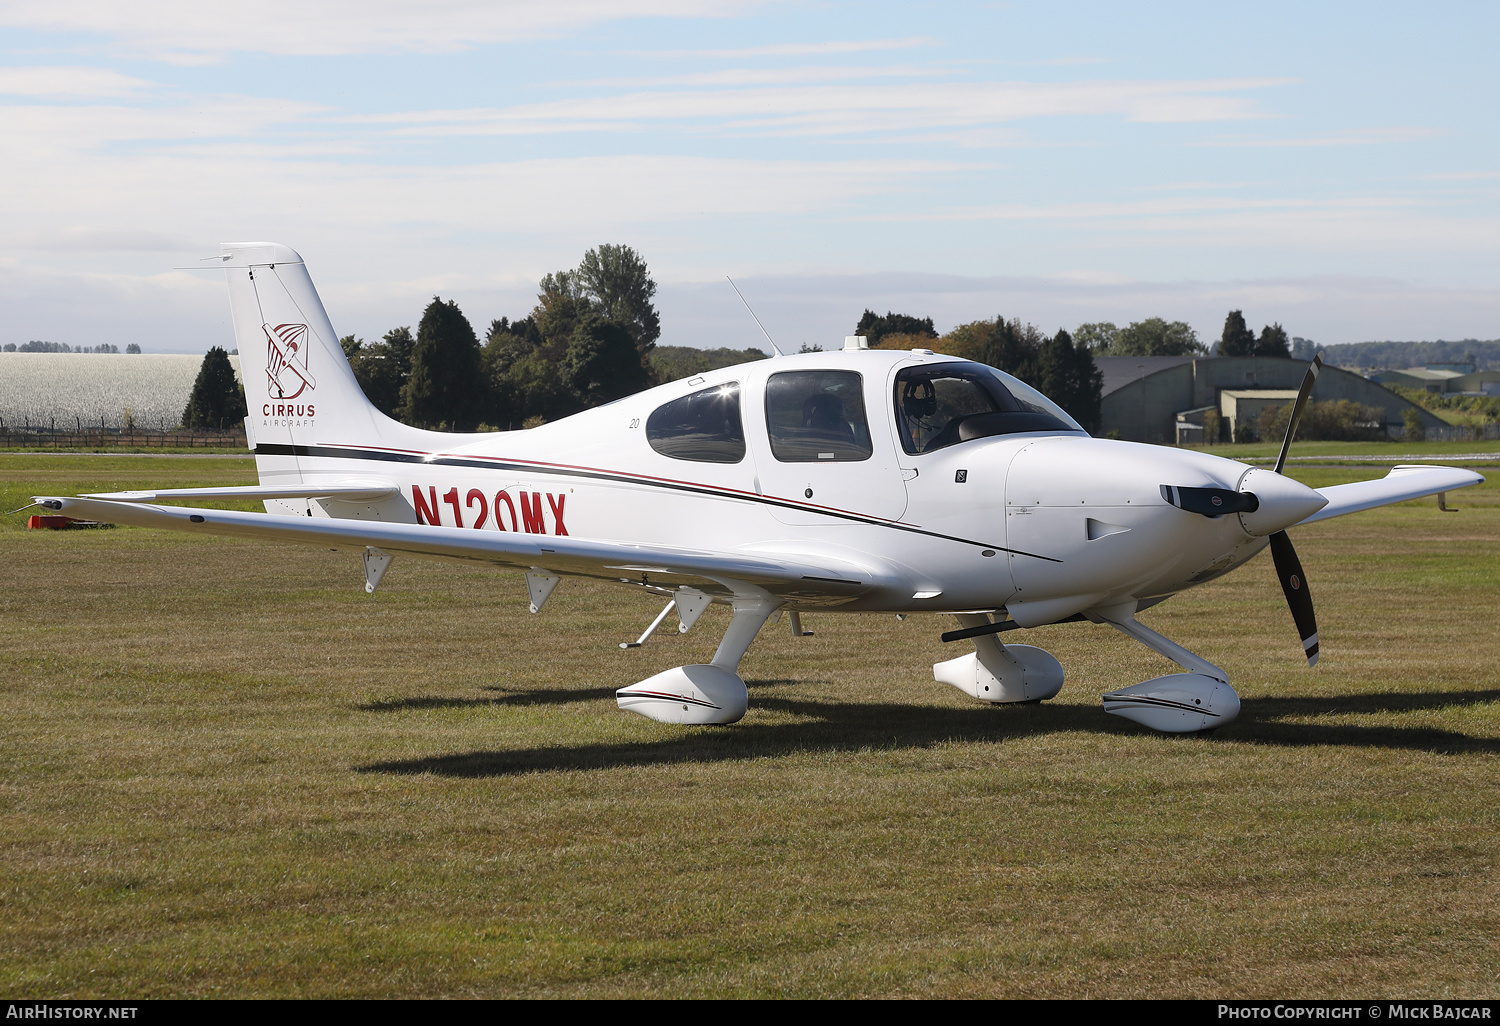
[80,483,398,502]
[1296,465,1484,526]
[33,493,897,607]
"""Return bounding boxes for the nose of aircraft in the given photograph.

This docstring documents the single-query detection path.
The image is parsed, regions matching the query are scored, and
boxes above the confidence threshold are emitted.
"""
[1234,467,1328,536]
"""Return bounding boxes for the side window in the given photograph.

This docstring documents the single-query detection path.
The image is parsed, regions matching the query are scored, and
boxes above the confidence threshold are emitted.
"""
[765,370,873,462]
[646,383,746,463]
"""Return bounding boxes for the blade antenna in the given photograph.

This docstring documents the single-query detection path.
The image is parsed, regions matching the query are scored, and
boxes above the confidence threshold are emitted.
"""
[726,276,784,357]
[1274,352,1323,475]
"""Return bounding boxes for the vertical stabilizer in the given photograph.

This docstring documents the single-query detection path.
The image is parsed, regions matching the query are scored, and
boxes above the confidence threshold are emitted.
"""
[221,242,389,452]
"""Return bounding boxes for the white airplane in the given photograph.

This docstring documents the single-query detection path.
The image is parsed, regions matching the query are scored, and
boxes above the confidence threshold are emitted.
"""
[31,243,1484,733]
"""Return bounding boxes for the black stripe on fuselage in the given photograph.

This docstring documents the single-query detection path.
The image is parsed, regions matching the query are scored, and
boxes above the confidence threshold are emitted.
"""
[253,441,1061,562]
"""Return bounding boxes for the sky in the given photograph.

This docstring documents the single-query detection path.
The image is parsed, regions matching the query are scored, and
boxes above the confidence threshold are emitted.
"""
[2,0,1498,354]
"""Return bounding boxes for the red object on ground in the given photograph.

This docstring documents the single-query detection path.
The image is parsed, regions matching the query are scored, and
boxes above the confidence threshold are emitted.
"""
[27,515,78,530]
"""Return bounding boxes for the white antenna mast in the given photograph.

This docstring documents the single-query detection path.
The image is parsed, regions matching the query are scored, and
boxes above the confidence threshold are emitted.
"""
[726,276,784,357]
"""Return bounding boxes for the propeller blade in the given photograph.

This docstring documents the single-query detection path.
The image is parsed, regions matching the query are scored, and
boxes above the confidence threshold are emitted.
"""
[1269,530,1318,666]
[1160,484,1259,517]
[1273,352,1323,475]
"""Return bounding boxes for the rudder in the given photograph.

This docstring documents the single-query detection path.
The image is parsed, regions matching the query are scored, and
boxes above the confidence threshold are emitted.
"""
[220,242,389,452]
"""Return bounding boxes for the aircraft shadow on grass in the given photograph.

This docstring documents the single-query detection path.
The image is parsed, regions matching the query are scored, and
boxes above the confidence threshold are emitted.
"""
[355,686,1500,778]
[356,677,804,712]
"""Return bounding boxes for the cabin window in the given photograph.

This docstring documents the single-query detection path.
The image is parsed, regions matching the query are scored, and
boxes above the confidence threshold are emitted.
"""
[646,382,746,463]
[765,370,873,462]
[893,362,1083,455]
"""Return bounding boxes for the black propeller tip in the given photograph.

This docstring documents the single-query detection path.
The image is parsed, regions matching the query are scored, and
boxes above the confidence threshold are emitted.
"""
[1270,530,1319,667]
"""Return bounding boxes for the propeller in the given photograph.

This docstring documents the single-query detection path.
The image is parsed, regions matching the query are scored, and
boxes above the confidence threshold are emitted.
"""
[1267,352,1323,665]
[1159,353,1324,666]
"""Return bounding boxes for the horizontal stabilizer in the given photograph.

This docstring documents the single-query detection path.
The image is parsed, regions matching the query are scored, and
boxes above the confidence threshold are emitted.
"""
[82,483,399,503]
[1297,465,1484,526]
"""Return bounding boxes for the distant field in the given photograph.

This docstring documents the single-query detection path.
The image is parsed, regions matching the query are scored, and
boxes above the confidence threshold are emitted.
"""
[1,454,1497,998]
[0,353,240,431]
[1190,439,1500,463]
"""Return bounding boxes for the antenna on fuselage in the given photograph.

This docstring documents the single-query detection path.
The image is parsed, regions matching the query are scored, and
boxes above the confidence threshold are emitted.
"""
[726,276,785,357]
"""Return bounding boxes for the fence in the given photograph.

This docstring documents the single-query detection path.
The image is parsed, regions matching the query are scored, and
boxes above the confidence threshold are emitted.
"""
[0,427,247,449]
[1400,422,1500,443]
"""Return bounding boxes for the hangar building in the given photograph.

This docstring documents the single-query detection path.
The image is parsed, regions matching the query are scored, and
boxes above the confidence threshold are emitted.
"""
[1096,356,1445,445]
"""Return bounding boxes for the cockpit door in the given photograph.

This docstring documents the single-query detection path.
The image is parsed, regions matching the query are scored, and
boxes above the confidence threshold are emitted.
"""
[745,365,907,526]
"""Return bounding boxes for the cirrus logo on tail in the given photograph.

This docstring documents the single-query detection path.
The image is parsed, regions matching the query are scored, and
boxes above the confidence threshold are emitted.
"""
[265,322,316,400]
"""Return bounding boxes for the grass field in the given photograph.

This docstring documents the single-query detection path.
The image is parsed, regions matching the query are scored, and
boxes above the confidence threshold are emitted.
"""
[1,453,1497,998]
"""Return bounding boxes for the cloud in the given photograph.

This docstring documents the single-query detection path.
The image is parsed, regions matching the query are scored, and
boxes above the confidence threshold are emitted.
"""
[624,36,940,59]
[908,194,1500,254]
[552,63,953,89]
[1424,171,1500,181]
[1195,127,1442,147]
[0,0,764,61]
[12,227,194,252]
[0,96,330,152]
[0,137,970,251]
[0,66,153,97]
[361,77,1294,139]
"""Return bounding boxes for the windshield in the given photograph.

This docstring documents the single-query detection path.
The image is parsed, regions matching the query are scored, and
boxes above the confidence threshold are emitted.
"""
[893,362,1085,455]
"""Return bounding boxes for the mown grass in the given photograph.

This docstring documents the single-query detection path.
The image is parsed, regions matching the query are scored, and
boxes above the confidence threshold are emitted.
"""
[0,454,1497,998]
[0,447,249,457]
[1189,439,1500,463]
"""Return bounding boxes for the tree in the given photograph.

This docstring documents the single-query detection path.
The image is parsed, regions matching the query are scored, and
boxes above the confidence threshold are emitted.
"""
[348,326,414,417]
[400,298,484,429]
[1257,399,1384,442]
[502,350,576,427]
[481,317,546,426]
[1201,408,1221,445]
[650,345,769,383]
[981,317,1044,382]
[1220,310,1256,357]
[856,310,937,348]
[1402,407,1426,442]
[533,270,590,347]
[1255,322,1291,358]
[479,244,663,425]
[1034,328,1104,433]
[125,343,141,354]
[928,320,992,362]
[561,312,651,411]
[1112,318,1204,357]
[181,346,248,429]
[575,244,661,355]
[1072,322,1119,353]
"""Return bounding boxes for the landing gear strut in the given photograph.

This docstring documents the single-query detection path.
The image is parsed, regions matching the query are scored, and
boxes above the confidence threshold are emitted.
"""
[616,589,779,725]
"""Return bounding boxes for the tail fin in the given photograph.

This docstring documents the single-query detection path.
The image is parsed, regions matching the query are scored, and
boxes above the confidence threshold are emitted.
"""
[221,242,391,452]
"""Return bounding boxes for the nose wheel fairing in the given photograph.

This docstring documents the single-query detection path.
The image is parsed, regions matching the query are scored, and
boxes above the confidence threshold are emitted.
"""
[1091,609,1241,732]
